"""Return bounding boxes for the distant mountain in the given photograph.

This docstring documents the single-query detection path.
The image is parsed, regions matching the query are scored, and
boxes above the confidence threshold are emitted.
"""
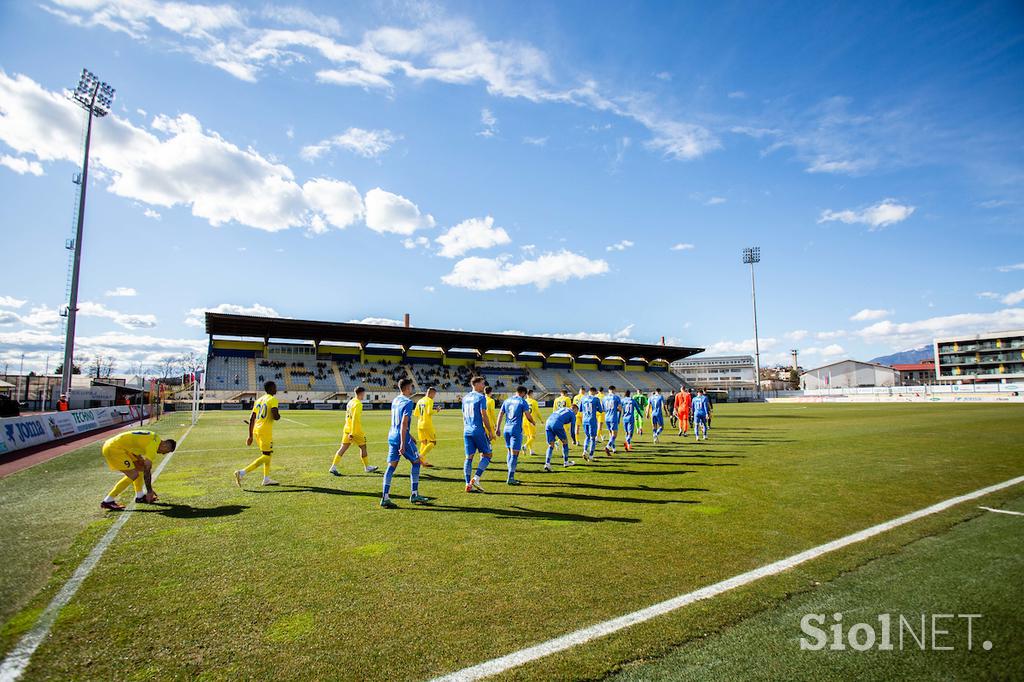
[870,345,933,366]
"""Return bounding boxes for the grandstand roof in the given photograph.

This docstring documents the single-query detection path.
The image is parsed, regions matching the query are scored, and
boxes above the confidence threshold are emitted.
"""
[205,313,702,362]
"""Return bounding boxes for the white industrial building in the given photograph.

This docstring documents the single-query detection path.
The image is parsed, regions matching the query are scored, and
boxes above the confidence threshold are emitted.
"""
[801,359,898,390]
[671,355,757,389]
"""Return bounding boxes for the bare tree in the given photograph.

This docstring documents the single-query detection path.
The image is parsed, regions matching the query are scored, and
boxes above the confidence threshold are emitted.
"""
[102,355,116,378]
[157,355,177,380]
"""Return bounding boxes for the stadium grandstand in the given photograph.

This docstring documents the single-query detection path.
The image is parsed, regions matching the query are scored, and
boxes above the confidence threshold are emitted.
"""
[203,313,700,406]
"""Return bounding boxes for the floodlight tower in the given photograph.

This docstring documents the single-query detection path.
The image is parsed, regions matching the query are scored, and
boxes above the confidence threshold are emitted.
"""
[742,247,763,399]
[60,69,115,395]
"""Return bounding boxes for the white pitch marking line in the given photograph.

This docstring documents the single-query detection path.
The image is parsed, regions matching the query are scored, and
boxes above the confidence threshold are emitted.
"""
[0,423,195,682]
[430,473,1024,682]
[281,416,312,427]
[978,505,1024,516]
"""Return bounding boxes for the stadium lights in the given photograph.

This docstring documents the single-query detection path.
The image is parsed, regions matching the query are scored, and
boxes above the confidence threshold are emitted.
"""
[743,247,763,399]
[60,68,116,395]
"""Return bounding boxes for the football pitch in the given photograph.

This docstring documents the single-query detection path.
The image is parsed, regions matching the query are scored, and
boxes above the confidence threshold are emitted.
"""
[1,403,1022,680]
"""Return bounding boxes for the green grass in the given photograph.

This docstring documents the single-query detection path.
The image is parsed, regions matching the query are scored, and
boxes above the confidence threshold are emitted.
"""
[0,403,1022,681]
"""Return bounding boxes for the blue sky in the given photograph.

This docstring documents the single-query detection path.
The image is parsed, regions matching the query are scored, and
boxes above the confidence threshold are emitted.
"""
[0,0,1022,374]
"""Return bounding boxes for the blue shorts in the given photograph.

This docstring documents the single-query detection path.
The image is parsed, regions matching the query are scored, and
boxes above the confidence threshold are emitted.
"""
[583,421,598,437]
[504,430,523,451]
[652,414,664,427]
[605,419,620,432]
[545,426,568,445]
[694,413,708,424]
[387,437,419,463]
[464,430,492,456]
[623,417,634,431]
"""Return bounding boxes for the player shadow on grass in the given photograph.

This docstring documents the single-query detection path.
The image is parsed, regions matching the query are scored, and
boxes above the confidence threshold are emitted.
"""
[486,490,702,505]
[530,480,710,494]
[250,484,379,499]
[131,502,249,518]
[409,503,641,524]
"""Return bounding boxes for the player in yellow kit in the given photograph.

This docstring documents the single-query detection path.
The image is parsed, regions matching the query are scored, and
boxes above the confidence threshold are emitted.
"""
[522,388,541,455]
[596,387,607,441]
[553,389,574,445]
[484,385,498,442]
[415,386,439,467]
[329,386,379,475]
[235,381,281,488]
[99,429,176,511]
[572,387,585,447]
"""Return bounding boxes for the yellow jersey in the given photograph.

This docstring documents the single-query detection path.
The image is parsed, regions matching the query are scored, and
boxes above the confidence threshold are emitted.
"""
[526,397,540,426]
[486,396,497,430]
[252,393,279,435]
[343,397,364,436]
[104,430,161,461]
[553,395,570,411]
[415,396,435,430]
[596,392,606,420]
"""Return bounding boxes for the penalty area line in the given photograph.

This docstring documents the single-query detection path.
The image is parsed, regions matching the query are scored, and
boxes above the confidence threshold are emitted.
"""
[429,473,1024,682]
[0,423,196,682]
[978,505,1024,516]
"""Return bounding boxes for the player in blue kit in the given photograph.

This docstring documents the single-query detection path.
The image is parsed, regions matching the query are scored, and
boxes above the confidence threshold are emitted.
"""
[602,385,623,455]
[496,385,535,485]
[692,389,711,441]
[621,389,636,451]
[462,376,495,492]
[381,378,428,508]
[581,387,604,461]
[543,404,578,471]
[647,388,666,444]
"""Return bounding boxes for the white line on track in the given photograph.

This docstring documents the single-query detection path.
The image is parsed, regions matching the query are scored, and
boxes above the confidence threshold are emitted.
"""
[978,505,1024,516]
[0,423,195,682]
[429,473,1024,682]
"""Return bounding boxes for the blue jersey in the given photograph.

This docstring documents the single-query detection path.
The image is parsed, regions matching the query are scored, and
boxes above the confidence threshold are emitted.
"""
[649,393,665,414]
[546,407,576,431]
[582,395,603,423]
[501,395,529,435]
[602,394,622,421]
[462,391,488,435]
[622,399,635,419]
[388,394,414,444]
[693,395,710,416]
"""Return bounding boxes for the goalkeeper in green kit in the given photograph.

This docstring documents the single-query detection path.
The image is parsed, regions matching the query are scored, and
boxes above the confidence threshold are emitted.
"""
[632,391,648,436]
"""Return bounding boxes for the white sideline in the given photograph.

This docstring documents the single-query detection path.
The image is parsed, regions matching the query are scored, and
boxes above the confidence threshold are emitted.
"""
[978,505,1024,517]
[430,473,1024,682]
[0,424,195,682]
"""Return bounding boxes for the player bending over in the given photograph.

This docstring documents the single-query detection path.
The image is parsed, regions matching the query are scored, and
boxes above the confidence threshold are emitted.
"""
[496,385,534,485]
[415,387,440,468]
[381,379,429,508]
[463,376,495,492]
[330,386,379,476]
[236,381,281,488]
[602,385,623,455]
[544,404,578,471]
[553,388,575,446]
[581,387,604,461]
[692,389,711,441]
[647,388,666,444]
[100,430,175,510]
[621,390,636,451]
[522,388,540,455]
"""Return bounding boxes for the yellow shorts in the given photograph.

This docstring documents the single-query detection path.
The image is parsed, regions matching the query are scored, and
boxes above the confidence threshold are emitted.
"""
[102,444,137,472]
[417,428,436,444]
[254,431,273,453]
[342,431,366,446]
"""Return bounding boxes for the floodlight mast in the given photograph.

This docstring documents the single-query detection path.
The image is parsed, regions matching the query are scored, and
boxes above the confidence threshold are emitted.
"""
[742,247,762,400]
[61,70,115,395]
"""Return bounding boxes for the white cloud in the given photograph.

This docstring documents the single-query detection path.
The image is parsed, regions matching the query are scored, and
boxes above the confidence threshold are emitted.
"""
[261,5,342,35]
[0,328,206,371]
[704,337,778,355]
[348,317,403,326]
[856,308,1024,348]
[402,236,429,249]
[78,301,157,329]
[435,216,511,258]
[997,262,1024,273]
[705,196,726,205]
[478,108,497,137]
[671,243,695,251]
[442,250,609,290]
[364,188,435,235]
[142,208,161,220]
[815,330,846,340]
[977,291,1000,300]
[727,91,746,99]
[424,285,435,293]
[286,125,294,139]
[316,69,393,91]
[105,287,137,297]
[803,344,845,357]
[1003,289,1024,306]
[818,199,915,230]
[605,239,634,252]
[302,178,364,231]
[19,305,61,328]
[136,108,147,117]
[850,308,891,321]
[0,154,44,176]
[785,329,809,341]
[184,303,280,327]
[0,296,27,309]
[522,135,547,146]
[300,127,398,160]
